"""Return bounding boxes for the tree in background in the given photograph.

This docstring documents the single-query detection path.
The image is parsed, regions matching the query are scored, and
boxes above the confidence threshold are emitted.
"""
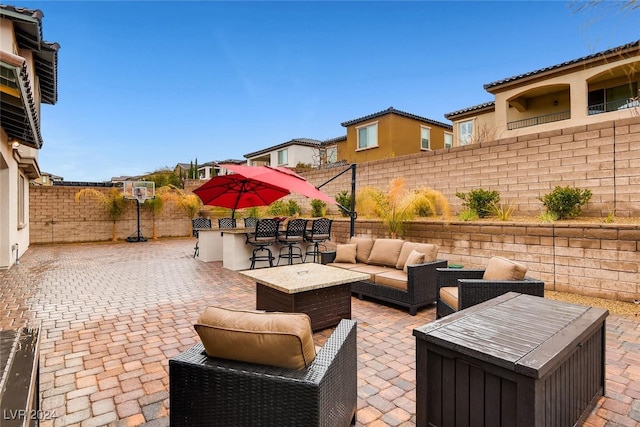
[74,188,126,241]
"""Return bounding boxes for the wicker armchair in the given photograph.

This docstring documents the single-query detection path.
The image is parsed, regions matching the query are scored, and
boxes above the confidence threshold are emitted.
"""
[436,267,545,318]
[169,319,358,427]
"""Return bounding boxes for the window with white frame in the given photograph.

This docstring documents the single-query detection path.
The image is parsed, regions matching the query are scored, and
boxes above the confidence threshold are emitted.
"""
[326,145,338,163]
[356,122,378,150]
[444,132,453,148]
[459,120,473,146]
[18,174,25,227]
[420,126,431,150]
[277,149,288,165]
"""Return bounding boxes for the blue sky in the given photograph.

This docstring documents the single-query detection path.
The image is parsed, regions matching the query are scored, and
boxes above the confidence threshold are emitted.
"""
[18,0,640,182]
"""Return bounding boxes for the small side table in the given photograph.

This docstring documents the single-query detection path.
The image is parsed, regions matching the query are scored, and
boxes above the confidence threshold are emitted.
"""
[0,326,41,427]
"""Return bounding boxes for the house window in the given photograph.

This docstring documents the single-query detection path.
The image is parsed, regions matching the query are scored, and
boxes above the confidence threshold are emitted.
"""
[278,149,288,165]
[420,126,431,150]
[326,146,338,163]
[444,132,453,148]
[588,82,638,114]
[459,120,473,146]
[18,174,25,227]
[356,122,378,150]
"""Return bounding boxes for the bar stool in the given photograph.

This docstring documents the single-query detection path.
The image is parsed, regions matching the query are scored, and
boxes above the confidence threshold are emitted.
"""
[218,218,237,229]
[304,218,332,263]
[245,219,279,269]
[277,219,308,265]
[192,218,212,258]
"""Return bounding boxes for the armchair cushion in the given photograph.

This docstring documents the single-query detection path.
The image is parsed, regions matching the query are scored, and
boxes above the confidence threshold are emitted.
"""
[194,306,316,370]
[439,287,458,310]
[334,243,357,264]
[483,256,527,280]
[367,238,404,267]
[403,249,425,273]
[396,242,438,269]
[350,236,375,263]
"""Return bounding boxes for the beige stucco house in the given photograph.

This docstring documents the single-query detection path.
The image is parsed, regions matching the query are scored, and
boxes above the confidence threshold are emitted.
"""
[445,40,640,146]
[0,5,59,269]
[244,138,327,168]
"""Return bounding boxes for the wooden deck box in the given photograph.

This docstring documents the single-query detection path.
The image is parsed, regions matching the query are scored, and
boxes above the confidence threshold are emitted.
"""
[413,292,608,427]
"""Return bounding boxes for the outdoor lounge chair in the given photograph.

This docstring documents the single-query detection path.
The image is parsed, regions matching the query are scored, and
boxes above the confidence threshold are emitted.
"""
[436,256,545,318]
[169,318,358,427]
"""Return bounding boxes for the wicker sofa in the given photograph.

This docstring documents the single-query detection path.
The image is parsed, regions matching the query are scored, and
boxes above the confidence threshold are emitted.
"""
[322,237,448,315]
[436,256,545,318]
[170,318,357,427]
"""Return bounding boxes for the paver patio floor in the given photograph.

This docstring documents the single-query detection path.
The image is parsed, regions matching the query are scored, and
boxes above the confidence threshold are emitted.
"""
[1,238,639,426]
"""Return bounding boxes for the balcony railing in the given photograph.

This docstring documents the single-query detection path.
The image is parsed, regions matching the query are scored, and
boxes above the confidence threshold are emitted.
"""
[507,110,571,130]
[588,98,639,115]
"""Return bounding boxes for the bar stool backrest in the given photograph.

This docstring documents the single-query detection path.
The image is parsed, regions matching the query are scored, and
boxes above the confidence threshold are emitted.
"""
[244,217,258,229]
[254,219,280,242]
[307,218,332,241]
[218,218,237,229]
[282,219,308,239]
[192,218,212,237]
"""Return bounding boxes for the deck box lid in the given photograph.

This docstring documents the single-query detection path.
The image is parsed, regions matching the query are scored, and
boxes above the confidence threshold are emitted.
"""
[413,293,608,379]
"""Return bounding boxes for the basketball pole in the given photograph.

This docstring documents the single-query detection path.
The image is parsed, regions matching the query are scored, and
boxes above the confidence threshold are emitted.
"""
[126,198,147,243]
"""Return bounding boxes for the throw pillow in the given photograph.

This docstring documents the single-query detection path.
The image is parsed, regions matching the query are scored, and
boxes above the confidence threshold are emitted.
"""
[367,239,404,267]
[194,306,316,370]
[403,249,425,273]
[334,243,357,264]
[349,236,375,263]
[482,256,528,280]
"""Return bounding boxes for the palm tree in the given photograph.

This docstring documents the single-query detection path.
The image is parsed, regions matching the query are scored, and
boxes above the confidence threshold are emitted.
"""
[75,188,126,241]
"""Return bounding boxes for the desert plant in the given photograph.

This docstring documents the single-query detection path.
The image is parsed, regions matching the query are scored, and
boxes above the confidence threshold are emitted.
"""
[335,191,352,217]
[267,199,301,216]
[75,188,126,241]
[538,186,592,219]
[243,206,262,219]
[412,187,451,219]
[456,188,500,218]
[179,194,201,219]
[143,185,186,239]
[458,209,479,221]
[490,200,516,221]
[538,212,557,223]
[310,199,327,217]
[357,177,416,238]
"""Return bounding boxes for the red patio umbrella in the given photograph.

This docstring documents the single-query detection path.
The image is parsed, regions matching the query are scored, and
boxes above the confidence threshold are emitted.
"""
[218,164,337,206]
[192,173,290,218]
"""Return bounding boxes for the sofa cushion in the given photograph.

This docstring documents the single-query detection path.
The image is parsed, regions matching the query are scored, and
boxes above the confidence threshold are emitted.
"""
[367,239,404,267]
[350,236,375,263]
[334,244,357,264]
[403,249,425,273]
[396,242,439,269]
[483,256,527,280]
[348,264,395,276]
[327,262,369,270]
[374,270,408,291]
[439,287,459,310]
[194,306,316,370]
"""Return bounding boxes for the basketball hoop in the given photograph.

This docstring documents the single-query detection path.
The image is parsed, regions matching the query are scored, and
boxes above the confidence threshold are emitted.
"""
[123,181,156,242]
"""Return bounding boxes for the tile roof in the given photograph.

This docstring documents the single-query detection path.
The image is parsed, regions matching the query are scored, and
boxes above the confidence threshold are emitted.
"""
[243,138,323,158]
[444,101,495,119]
[340,106,453,130]
[323,135,347,144]
[484,39,640,91]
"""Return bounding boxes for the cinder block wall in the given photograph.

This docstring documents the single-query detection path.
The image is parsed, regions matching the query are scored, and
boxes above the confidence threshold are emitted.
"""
[329,218,640,302]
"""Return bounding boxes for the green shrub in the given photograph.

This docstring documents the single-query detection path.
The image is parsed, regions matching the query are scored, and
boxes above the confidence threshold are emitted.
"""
[490,201,515,221]
[458,209,479,221]
[267,199,301,216]
[456,189,500,218]
[335,191,352,217]
[538,186,592,219]
[310,199,327,217]
[538,212,557,223]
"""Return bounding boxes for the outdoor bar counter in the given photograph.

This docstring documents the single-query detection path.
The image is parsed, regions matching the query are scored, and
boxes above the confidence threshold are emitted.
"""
[197,228,310,270]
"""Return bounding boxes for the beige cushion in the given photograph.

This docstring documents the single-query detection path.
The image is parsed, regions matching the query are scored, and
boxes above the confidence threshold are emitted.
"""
[327,262,368,270]
[194,306,316,370]
[334,244,357,264]
[483,256,528,280]
[396,242,439,269]
[374,270,408,290]
[347,264,392,276]
[403,249,425,273]
[350,236,375,263]
[439,287,459,310]
[367,239,404,267]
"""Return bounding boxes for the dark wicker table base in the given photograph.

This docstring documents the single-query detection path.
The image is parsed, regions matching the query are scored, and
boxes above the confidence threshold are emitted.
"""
[256,282,351,331]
